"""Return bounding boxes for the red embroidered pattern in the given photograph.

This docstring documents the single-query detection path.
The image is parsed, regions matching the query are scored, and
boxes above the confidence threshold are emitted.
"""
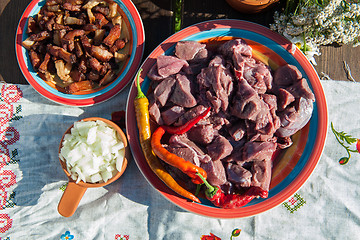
[0,84,23,235]
[0,213,13,234]
[115,234,129,240]
[0,189,7,210]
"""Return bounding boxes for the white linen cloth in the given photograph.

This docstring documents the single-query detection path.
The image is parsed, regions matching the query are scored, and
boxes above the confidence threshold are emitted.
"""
[1,80,360,240]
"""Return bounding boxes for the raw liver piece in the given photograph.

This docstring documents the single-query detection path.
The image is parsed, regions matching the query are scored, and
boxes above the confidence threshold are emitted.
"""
[169,134,212,164]
[154,76,176,106]
[273,64,302,87]
[242,141,277,162]
[170,74,197,108]
[226,162,252,187]
[201,160,227,186]
[276,97,313,137]
[157,55,189,78]
[187,124,215,145]
[251,159,272,192]
[207,135,233,161]
[277,88,295,111]
[161,106,185,125]
[218,38,252,58]
[175,41,206,61]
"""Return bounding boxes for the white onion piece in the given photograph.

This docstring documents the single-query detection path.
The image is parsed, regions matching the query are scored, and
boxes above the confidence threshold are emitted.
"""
[59,120,125,183]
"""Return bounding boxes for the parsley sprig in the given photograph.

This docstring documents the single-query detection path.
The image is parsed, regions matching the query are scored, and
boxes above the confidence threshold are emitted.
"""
[331,122,359,165]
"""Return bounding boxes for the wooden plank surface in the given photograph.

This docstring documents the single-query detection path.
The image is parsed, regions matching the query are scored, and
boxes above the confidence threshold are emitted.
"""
[1,0,358,84]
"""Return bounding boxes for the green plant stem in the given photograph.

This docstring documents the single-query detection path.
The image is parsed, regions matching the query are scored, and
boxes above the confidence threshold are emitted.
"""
[331,122,358,164]
[173,0,183,33]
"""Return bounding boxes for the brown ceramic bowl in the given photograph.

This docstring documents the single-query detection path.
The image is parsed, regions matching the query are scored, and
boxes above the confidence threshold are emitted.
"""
[225,0,280,13]
[57,117,130,217]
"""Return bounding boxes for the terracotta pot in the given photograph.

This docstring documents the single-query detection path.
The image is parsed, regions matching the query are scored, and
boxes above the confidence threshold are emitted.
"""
[225,0,280,13]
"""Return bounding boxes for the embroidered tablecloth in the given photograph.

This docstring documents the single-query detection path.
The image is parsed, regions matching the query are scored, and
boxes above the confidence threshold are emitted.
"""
[0,80,359,240]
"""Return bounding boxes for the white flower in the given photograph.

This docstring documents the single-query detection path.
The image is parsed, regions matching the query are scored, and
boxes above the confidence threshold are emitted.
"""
[282,33,321,65]
[270,0,360,65]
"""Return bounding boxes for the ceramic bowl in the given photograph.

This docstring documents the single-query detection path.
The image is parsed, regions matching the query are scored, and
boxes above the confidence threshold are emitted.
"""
[225,0,280,13]
[15,0,144,106]
[126,19,327,218]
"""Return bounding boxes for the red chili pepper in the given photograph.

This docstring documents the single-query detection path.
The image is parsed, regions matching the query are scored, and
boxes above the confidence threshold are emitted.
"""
[151,126,207,184]
[196,173,268,209]
[162,107,211,135]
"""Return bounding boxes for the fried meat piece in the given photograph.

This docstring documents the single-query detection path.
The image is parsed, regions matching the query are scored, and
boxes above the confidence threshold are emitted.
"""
[67,80,94,93]
[90,45,113,62]
[103,24,121,47]
[29,50,42,70]
[47,44,76,63]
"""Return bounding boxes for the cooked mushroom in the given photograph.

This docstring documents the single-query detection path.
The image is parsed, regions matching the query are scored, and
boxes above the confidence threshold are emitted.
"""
[46,4,61,12]
[108,2,117,18]
[83,24,98,32]
[38,71,54,82]
[53,23,72,30]
[82,0,103,9]
[53,29,67,46]
[99,70,115,86]
[64,13,85,25]
[111,15,122,26]
[82,0,103,23]
[114,52,128,63]
[55,59,72,82]
[55,13,63,24]
[93,29,106,45]
[22,38,36,50]
[45,0,61,6]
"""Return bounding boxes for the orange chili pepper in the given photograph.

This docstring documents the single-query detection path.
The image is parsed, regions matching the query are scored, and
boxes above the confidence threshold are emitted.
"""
[151,126,207,185]
[134,69,200,203]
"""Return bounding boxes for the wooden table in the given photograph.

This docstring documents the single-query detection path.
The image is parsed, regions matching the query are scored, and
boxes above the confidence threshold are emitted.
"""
[1,0,359,84]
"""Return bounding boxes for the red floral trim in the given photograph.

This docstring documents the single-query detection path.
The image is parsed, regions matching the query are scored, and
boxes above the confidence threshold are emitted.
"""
[0,83,23,235]
[1,85,23,104]
[0,188,7,210]
[0,213,13,234]
[115,234,129,240]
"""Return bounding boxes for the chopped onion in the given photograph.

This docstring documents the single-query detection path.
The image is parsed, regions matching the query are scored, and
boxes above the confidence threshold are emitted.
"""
[59,120,125,183]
